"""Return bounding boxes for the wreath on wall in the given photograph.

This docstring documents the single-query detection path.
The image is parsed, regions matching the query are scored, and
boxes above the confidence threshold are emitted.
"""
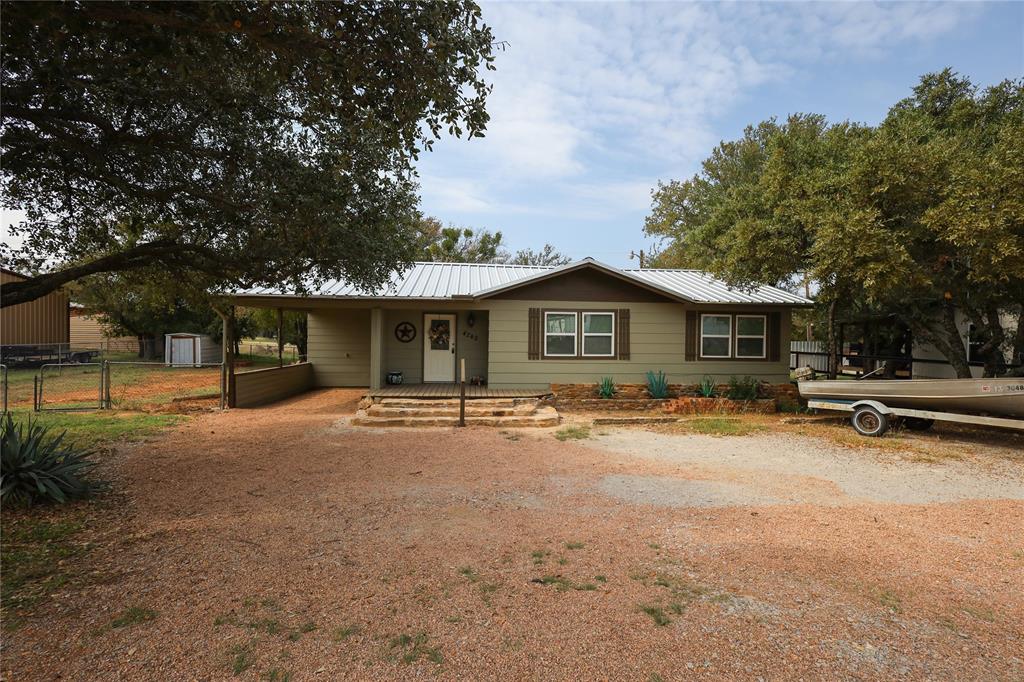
[394,321,416,343]
[428,320,450,349]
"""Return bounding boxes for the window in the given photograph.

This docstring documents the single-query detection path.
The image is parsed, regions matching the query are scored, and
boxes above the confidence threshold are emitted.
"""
[735,315,766,358]
[544,312,577,356]
[582,312,615,357]
[700,314,731,358]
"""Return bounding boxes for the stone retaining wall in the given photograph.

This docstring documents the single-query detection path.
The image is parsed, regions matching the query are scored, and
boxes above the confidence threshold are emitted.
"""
[551,382,795,414]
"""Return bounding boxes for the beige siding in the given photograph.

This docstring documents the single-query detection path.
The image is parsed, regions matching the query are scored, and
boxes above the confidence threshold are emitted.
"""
[234,362,314,408]
[486,299,792,389]
[381,309,489,384]
[69,313,140,351]
[307,309,371,387]
[0,270,69,345]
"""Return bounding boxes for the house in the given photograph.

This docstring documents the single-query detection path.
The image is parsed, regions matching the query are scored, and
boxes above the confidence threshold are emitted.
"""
[69,304,140,353]
[232,258,811,393]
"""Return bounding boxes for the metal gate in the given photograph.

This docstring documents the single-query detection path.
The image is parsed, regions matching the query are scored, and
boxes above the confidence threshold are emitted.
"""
[37,362,104,410]
[1,364,8,414]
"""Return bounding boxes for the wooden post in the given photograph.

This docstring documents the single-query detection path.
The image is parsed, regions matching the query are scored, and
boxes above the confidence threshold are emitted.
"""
[458,357,466,427]
[276,307,284,367]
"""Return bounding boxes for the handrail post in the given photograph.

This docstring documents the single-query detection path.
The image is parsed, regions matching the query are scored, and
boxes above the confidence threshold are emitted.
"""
[458,358,466,427]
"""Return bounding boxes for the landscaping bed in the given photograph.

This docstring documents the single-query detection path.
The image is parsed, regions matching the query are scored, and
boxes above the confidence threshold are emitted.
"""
[552,379,789,414]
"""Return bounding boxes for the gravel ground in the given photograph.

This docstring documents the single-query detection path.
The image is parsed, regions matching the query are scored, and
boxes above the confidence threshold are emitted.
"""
[5,389,1023,681]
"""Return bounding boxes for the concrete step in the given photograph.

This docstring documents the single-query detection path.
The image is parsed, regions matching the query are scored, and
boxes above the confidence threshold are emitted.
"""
[352,406,560,428]
[366,404,537,418]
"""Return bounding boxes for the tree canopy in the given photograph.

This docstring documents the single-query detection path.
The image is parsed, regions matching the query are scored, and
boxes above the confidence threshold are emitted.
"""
[1,1,496,307]
[415,215,569,265]
[646,70,1023,377]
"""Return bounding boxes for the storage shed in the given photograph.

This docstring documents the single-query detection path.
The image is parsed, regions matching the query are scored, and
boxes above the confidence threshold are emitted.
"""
[164,333,222,366]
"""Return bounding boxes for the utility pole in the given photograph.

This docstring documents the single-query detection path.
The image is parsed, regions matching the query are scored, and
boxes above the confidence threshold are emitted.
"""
[629,249,646,268]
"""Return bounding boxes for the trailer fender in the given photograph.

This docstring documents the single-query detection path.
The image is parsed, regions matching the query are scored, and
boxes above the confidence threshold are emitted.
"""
[850,399,893,415]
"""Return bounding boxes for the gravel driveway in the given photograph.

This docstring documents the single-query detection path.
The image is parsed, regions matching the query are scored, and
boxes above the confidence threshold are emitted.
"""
[5,389,1022,681]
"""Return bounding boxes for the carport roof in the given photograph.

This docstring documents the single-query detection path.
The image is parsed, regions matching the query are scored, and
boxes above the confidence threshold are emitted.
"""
[233,258,812,306]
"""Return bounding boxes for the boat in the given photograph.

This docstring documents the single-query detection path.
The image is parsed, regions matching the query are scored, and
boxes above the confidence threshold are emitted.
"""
[798,378,1024,419]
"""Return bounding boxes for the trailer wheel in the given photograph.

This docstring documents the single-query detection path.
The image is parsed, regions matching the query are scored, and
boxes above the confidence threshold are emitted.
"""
[903,417,934,431]
[852,405,889,437]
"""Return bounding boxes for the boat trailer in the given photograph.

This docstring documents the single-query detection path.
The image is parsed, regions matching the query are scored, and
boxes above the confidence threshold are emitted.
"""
[807,398,1024,437]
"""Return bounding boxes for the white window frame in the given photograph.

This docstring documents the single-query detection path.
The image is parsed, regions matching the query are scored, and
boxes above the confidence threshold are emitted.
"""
[544,311,578,357]
[699,313,732,359]
[735,314,767,359]
[581,312,616,358]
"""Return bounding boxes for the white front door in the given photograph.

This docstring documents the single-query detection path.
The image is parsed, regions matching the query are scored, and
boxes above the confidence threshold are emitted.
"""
[423,313,456,382]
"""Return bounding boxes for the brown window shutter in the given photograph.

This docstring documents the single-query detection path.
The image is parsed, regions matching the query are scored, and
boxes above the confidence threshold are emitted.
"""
[528,308,541,360]
[767,311,782,362]
[617,309,630,360]
[685,310,697,361]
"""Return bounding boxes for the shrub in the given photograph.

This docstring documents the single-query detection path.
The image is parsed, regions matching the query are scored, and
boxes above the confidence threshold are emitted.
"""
[725,376,759,401]
[0,413,98,505]
[697,375,717,398]
[645,370,669,398]
[597,376,616,399]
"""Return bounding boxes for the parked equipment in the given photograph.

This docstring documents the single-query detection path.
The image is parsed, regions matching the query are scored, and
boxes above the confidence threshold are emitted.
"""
[799,378,1024,436]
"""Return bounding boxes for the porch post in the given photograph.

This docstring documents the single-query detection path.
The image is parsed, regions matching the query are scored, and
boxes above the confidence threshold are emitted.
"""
[369,307,383,390]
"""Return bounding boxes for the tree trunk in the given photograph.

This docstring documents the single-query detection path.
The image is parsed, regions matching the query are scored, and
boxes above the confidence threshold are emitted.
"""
[937,303,972,378]
[826,300,838,380]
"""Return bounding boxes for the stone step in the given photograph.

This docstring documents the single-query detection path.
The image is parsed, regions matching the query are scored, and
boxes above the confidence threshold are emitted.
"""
[377,397,528,408]
[366,404,537,417]
[352,406,560,428]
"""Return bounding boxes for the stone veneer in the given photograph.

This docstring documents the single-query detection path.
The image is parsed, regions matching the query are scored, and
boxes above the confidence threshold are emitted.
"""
[551,382,798,414]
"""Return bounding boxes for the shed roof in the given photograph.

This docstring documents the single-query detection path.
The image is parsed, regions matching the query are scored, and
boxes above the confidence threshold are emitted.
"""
[234,258,812,306]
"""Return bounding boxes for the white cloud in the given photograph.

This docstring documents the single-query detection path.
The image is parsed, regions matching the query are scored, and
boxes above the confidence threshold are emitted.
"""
[418,1,980,224]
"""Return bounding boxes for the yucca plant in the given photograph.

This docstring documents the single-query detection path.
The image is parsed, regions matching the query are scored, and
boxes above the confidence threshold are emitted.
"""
[1,414,98,505]
[597,377,616,399]
[697,375,717,398]
[645,370,669,399]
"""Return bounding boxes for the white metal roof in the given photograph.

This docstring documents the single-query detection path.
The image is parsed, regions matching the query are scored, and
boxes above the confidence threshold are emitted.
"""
[234,259,811,305]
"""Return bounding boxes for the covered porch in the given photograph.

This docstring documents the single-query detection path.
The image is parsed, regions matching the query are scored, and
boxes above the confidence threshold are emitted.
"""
[367,383,548,399]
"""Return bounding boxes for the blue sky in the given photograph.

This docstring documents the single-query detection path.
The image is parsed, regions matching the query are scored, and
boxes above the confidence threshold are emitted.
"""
[415,1,1024,266]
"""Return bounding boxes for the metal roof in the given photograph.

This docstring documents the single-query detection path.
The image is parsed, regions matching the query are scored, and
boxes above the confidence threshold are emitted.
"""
[234,259,811,305]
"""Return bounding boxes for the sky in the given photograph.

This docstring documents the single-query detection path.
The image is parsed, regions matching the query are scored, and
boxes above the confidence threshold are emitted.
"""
[3,1,1022,266]
[414,0,1024,267]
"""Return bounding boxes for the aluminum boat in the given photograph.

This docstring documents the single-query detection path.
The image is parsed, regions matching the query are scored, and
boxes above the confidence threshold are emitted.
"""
[798,378,1024,419]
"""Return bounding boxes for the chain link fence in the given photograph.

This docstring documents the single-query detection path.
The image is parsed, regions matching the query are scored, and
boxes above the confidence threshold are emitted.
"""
[37,363,105,410]
[1,364,8,414]
[105,362,224,411]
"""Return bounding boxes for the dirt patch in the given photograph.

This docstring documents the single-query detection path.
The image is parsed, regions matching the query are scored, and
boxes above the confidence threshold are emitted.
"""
[4,389,1023,681]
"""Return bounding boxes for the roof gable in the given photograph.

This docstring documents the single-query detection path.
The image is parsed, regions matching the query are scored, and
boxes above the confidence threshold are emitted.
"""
[476,259,688,303]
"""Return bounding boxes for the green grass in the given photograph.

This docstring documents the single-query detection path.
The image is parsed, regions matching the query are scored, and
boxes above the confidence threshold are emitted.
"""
[390,632,443,665]
[333,624,361,641]
[8,410,184,450]
[229,642,256,675]
[111,605,157,628]
[532,575,598,592]
[263,668,292,682]
[565,541,585,550]
[639,604,671,626]
[554,425,591,441]
[679,417,765,437]
[1,516,88,630]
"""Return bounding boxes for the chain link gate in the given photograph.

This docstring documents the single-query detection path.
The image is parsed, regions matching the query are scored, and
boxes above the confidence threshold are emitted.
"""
[36,362,104,410]
[104,361,224,411]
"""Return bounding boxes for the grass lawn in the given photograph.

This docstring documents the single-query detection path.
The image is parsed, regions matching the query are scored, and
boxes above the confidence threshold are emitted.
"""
[1,409,186,630]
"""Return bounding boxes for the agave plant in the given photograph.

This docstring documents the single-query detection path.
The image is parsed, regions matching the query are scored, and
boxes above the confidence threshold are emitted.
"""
[597,376,616,399]
[697,375,717,398]
[645,370,669,399]
[0,414,98,505]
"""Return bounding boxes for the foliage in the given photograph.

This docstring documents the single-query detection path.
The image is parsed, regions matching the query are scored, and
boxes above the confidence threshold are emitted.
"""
[724,376,759,401]
[597,377,616,399]
[508,244,571,266]
[6,411,184,450]
[1,413,98,505]
[646,70,1024,377]
[697,375,717,398]
[238,308,308,359]
[1,2,496,306]
[419,218,509,263]
[645,370,669,398]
